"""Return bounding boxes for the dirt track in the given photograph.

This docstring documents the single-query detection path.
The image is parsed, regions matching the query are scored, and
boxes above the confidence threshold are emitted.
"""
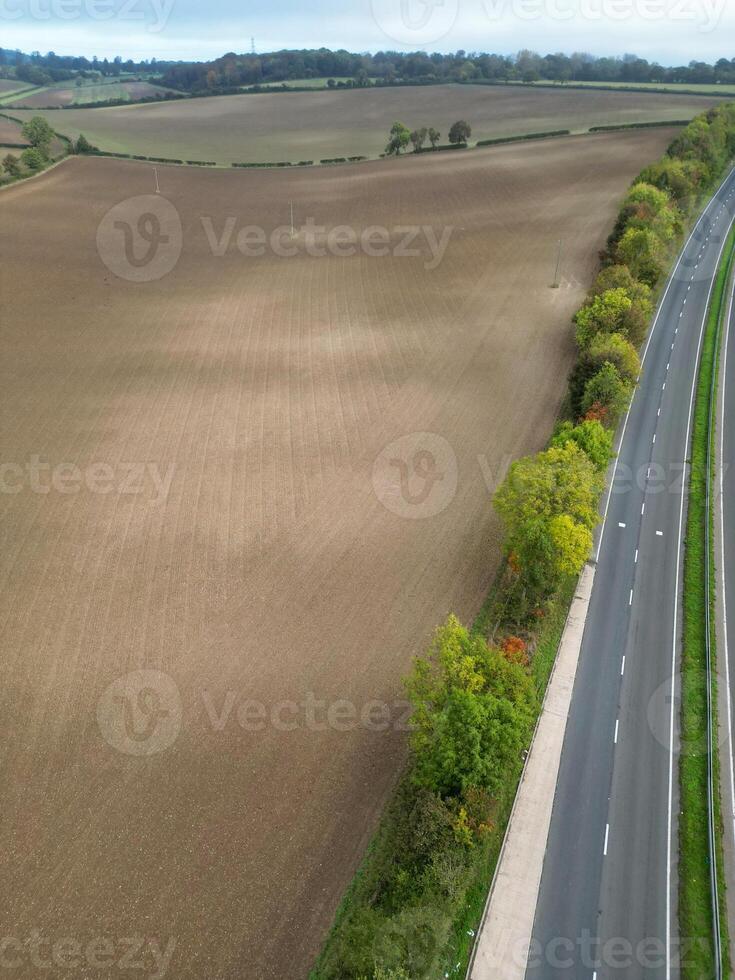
[0,130,677,979]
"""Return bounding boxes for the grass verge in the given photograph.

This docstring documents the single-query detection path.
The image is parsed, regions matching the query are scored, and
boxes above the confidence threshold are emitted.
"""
[679,221,735,979]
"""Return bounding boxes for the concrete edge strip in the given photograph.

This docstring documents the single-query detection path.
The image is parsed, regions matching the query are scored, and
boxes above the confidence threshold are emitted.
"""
[468,561,596,980]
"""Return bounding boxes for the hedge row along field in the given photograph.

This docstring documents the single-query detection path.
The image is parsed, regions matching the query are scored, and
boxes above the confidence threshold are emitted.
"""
[310,101,735,980]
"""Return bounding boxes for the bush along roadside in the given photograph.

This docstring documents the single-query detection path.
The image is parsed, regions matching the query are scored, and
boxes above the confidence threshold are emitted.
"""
[679,222,735,980]
[309,101,735,980]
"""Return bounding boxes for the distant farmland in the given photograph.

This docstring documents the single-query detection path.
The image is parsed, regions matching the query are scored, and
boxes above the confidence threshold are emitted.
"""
[0,126,680,980]
[10,78,177,108]
[12,83,723,164]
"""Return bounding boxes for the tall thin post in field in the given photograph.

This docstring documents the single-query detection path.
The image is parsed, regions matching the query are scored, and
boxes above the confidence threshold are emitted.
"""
[153,167,160,195]
[290,201,295,238]
[552,238,563,288]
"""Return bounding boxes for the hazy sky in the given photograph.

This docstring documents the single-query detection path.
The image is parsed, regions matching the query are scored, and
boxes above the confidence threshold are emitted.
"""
[2,0,732,64]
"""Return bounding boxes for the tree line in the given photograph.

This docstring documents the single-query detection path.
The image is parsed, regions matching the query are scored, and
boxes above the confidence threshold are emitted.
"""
[158,48,735,94]
[384,120,471,154]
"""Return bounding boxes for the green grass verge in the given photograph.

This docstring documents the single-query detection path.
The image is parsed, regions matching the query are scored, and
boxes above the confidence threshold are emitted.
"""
[679,220,735,979]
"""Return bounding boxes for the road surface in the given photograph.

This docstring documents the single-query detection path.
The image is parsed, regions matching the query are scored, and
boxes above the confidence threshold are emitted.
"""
[527,169,735,979]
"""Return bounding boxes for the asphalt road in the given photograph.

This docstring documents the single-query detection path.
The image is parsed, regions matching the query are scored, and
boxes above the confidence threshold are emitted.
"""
[527,170,735,980]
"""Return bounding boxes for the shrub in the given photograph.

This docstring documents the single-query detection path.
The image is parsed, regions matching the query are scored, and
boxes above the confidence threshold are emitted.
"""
[74,133,94,154]
[616,226,665,286]
[494,443,602,597]
[2,153,20,177]
[550,419,613,471]
[20,146,46,171]
[581,361,633,425]
[406,616,537,799]
[587,332,641,384]
[575,288,633,348]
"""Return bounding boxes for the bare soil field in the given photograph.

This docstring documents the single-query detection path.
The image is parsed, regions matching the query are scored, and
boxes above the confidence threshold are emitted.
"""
[11,79,175,108]
[12,83,721,163]
[0,117,29,146]
[0,78,29,94]
[0,128,678,979]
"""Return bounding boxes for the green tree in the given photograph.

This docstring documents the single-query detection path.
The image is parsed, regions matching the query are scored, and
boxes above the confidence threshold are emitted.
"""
[548,514,593,577]
[550,420,613,472]
[385,121,411,155]
[20,146,46,172]
[74,133,94,154]
[21,116,54,154]
[427,127,440,149]
[587,332,640,383]
[2,153,20,177]
[405,616,537,798]
[588,269,653,347]
[616,227,665,286]
[494,443,601,595]
[581,362,633,424]
[409,127,427,152]
[448,120,471,144]
[575,288,633,348]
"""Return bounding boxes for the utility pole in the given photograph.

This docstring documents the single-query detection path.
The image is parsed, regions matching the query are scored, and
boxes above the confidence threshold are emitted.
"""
[153,166,160,194]
[552,238,562,288]
[290,201,295,238]
[251,37,256,55]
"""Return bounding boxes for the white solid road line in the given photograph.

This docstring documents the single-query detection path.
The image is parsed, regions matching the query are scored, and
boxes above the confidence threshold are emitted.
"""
[719,275,735,866]
[665,211,735,980]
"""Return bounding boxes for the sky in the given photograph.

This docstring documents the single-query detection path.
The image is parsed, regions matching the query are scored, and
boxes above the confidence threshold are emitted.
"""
[1,0,733,64]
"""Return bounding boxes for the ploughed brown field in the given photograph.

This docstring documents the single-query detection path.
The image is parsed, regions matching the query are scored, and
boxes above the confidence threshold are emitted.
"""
[0,117,29,146]
[11,82,721,163]
[0,130,677,978]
